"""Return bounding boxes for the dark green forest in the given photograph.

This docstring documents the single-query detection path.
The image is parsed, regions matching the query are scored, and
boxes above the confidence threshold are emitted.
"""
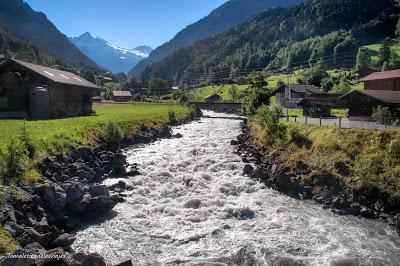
[141,0,399,85]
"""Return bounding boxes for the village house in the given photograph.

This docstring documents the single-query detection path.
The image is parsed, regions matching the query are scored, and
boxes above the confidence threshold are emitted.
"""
[274,84,323,108]
[204,93,222,103]
[0,59,100,119]
[299,94,345,117]
[340,69,400,121]
[112,90,132,102]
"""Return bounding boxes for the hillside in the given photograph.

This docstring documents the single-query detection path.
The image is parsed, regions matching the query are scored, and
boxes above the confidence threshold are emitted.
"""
[0,25,57,66]
[129,0,303,77]
[141,0,399,84]
[70,33,152,73]
[0,0,96,66]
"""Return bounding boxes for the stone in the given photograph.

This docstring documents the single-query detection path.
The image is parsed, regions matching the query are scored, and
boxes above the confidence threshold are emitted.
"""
[90,185,109,197]
[51,233,76,250]
[174,133,183,138]
[88,196,118,213]
[24,228,53,248]
[25,242,45,253]
[77,169,95,183]
[230,140,239,145]
[0,248,37,266]
[4,222,25,237]
[62,182,84,204]
[242,164,254,176]
[81,253,107,266]
[35,183,67,212]
[332,195,349,210]
[114,259,134,266]
[111,165,127,176]
[113,153,126,165]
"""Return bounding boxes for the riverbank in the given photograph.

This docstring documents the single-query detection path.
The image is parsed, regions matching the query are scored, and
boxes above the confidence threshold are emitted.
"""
[235,120,400,232]
[0,106,201,265]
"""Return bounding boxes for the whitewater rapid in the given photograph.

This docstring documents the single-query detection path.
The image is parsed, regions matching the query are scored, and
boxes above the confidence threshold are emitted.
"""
[73,111,400,265]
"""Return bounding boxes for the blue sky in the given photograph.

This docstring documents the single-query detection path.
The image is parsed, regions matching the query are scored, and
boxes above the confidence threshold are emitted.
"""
[25,0,227,49]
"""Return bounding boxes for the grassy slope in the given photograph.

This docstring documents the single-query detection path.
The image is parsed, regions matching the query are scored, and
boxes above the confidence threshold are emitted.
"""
[250,120,400,200]
[363,38,400,64]
[0,103,190,156]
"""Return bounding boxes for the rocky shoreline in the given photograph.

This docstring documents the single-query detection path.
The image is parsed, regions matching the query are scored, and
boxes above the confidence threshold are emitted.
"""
[234,121,400,234]
[0,117,198,266]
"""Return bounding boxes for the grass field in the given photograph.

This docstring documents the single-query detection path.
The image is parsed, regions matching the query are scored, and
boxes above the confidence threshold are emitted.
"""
[0,103,190,157]
[286,108,348,118]
[363,38,400,64]
[190,73,300,102]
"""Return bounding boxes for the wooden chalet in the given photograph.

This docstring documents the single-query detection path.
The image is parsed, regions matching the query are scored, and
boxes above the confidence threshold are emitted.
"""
[274,84,323,108]
[0,59,100,119]
[299,94,344,117]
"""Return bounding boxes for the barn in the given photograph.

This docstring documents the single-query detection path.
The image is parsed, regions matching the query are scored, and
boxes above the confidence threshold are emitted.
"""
[112,90,132,102]
[204,93,222,103]
[0,59,100,119]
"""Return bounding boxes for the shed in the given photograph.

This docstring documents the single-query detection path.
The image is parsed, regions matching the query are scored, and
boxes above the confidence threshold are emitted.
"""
[274,84,323,108]
[204,93,222,103]
[0,59,100,119]
[299,94,344,117]
[112,90,132,102]
[339,90,400,120]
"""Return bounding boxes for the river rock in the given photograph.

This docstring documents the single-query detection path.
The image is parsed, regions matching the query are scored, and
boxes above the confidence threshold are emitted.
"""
[35,183,67,212]
[4,221,25,237]
[51,233,76,250]
[242,164,254,176]
[174,133,183,138]
[24,228,53,248]
[62,182,84,204]
[81,253,107,266]
[90,185,109,197]
[0,248,37,266]
[88,195,118,214]
[113,153,126,165]
[114,259,134,266]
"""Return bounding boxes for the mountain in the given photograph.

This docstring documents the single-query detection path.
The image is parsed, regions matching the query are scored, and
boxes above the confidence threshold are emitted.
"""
[141,0,399,84]
[129,0,304,77]
[70,33,152,73]
[0,25,57,65]
[0,0,95,66]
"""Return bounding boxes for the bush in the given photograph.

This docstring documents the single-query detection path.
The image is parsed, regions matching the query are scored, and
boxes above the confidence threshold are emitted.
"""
[168,111,176,124]
[372,105,393,124]
[19,125,36,159]
[101,122,124,151]
[256,105,287,147]
[188,104,202,119]
[2,139,29,185]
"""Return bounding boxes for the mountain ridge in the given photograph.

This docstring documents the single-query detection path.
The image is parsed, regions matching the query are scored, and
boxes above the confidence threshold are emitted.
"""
[129,0,304,77]
[0,0,96,66]
[70,33,152,73]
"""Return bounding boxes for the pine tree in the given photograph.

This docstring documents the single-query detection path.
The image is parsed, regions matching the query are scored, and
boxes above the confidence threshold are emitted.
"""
[356,47,372,71]
[379,38,391,66]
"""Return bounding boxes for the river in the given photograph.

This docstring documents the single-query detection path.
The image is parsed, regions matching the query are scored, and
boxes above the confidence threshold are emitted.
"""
[73,111,400,266]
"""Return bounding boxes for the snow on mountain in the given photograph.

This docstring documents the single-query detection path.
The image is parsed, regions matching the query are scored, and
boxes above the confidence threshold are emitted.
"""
[70,32,152,73]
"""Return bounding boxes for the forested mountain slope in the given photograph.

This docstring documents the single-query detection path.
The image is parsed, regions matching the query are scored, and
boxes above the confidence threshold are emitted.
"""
[130,0,303,76]
[141,0,399,84]
[0,0,96,66]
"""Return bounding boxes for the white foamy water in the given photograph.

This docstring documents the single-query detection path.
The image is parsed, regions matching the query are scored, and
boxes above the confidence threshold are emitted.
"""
[73,111,400,265]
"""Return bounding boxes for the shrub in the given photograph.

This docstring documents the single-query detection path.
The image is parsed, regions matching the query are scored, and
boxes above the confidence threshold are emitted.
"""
[168,111,176,124]
[19,125,36,159]
[2,139,29,185]
[256,105,287,147]
[188,104,202,119]
[101,122,124,151]
[372,105,392,124]
[0,226,17,255]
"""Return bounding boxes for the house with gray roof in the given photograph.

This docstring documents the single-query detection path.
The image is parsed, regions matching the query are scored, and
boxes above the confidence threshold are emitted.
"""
[0,59,100,119]
[274,84,323,108]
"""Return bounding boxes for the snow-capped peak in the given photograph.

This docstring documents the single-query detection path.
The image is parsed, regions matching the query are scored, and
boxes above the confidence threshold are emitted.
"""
[106,43,149,58]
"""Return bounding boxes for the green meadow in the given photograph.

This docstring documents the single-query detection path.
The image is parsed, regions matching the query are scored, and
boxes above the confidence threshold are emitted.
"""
[0,103,190,156]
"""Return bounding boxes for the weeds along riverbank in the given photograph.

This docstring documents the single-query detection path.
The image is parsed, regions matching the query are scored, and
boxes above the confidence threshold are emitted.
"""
[235,105,400,232]
[0,103,201,264]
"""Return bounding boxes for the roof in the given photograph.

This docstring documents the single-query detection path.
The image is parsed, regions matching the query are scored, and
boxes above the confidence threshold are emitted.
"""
[204,93,222,100]
[275,84,322,94]
[1,59,100,89]
[359,69,400,82]
[112,90,132,97]
[339,90,400,105]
